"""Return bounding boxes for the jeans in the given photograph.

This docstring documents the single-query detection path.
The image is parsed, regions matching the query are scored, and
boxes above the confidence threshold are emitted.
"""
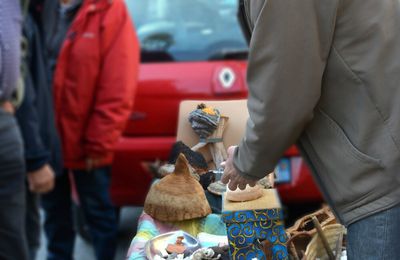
[42,167,118,260]
[0,110,28,260]
[26,188,40,260]
[347,204,400,260]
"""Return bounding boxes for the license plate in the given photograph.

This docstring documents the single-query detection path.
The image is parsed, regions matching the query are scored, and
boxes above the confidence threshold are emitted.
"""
[274,158,291,183]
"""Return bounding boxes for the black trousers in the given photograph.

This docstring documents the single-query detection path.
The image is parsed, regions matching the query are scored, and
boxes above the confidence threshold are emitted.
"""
[26,188,40,260]
[0,109,28,260]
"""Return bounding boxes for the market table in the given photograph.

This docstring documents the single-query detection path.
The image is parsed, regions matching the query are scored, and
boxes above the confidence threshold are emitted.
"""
[127,212,227,259]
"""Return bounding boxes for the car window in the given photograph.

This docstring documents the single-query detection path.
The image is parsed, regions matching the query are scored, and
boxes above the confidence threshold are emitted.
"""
[125,0,248,62]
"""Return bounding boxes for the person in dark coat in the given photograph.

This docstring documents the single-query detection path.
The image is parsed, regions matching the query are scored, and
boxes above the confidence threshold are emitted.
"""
[15,9,63,259]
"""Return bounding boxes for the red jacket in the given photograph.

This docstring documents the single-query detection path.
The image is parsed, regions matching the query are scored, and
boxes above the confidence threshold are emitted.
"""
[53,0,139,169]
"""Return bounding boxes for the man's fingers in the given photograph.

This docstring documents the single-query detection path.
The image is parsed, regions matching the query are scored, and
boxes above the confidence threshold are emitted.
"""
[238,182,247,190]
[29,183,35,192]
[35,184,52,194]
[48,181,55,192]
[30,179,54,194]
[221,172,230,184]
[228,179,239,190]
[227,146,236,156]
[41,180,54,193]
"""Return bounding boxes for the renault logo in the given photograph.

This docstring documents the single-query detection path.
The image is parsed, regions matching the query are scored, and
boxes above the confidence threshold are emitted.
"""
[219,68,236,89]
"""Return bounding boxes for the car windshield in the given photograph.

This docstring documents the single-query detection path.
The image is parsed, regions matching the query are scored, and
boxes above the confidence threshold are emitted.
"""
[125,0,248,62]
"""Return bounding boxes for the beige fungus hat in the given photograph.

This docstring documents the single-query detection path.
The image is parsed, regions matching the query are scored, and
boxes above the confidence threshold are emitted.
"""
[144,153,211,222]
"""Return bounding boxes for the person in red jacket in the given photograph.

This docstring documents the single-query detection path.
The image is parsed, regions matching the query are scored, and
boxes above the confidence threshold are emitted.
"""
[40,0,139,259]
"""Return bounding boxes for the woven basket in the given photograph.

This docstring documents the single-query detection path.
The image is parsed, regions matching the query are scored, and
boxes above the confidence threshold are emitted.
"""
[287,206,336,236]
[304,224,346,260]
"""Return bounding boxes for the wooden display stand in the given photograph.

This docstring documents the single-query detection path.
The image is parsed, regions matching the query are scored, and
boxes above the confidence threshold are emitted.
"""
[176,99,248,169]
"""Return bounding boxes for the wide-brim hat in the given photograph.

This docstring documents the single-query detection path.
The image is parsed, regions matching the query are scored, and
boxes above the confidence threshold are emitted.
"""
[144,154,211,222]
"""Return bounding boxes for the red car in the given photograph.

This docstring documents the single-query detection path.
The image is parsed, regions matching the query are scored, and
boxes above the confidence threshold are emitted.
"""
[112,0,322,208]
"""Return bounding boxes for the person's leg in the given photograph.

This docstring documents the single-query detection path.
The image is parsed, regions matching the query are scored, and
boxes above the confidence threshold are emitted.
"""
[41,171,75,260]
[73,167,118,260]
[347,204,400,260]
[0,111,28,260]
[25,187,41,260]
[0,191,29,260]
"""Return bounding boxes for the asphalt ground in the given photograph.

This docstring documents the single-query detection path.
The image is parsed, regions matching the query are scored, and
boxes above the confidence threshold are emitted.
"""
[37,207,143,260]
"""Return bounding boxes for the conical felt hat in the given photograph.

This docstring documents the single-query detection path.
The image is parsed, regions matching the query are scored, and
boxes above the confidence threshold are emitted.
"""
[144,154,211,222]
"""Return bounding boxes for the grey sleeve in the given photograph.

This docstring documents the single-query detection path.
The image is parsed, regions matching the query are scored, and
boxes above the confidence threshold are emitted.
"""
[234,0,340,179]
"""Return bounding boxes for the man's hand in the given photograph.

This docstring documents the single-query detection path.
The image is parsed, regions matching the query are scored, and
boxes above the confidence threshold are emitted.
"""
[221,146,258,190]
[27,164,55,194]
[1,101,15,115]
